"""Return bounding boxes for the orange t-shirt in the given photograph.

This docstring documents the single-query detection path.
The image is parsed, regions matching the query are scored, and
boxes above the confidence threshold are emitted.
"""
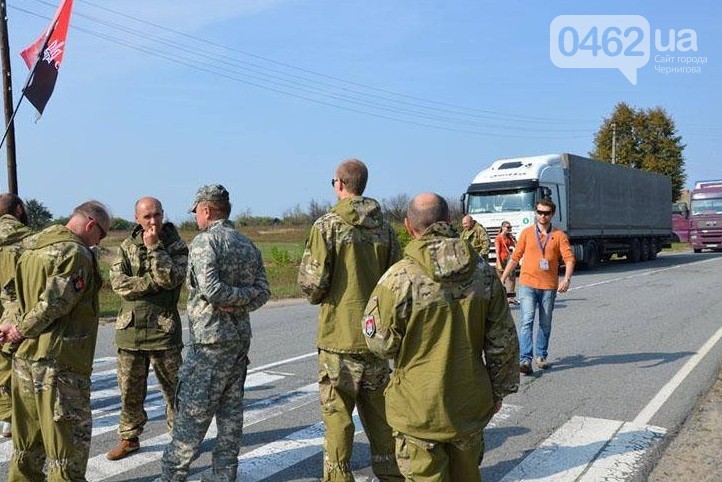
[511,225,575,290]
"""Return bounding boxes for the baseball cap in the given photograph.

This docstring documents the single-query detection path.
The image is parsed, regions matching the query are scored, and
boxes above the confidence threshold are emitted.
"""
[189,184,230,213]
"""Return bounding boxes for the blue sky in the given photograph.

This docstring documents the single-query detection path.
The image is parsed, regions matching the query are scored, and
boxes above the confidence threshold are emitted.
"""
[3,0,720,223]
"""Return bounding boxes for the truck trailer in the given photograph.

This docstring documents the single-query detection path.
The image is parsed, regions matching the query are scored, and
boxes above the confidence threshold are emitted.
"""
[462,153,672,269]
[689,180,722,253]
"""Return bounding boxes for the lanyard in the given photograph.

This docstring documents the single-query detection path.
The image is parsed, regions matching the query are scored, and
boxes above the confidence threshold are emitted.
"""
[535,225,552,258]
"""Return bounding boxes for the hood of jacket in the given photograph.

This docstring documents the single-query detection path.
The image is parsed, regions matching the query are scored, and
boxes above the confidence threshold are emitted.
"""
[404,221,478,282]
[332,196,383,229]
[0,214,32,247]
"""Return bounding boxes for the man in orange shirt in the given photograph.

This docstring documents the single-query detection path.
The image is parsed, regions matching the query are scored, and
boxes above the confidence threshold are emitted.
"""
[500,198,575,374]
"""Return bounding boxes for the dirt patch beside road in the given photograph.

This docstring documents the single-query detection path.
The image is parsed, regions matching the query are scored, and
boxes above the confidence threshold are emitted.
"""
[647,365,722,482]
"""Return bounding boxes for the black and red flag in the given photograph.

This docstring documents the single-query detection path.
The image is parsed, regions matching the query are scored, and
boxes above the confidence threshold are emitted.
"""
[19,0,74,115]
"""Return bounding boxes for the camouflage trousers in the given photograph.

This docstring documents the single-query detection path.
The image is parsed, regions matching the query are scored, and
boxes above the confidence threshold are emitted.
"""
[318,350,402,482]
[394,430,483,482]
[8,357,92,482]
[0,349,13,421]
[117,347,182,440]
[161,341,249,482]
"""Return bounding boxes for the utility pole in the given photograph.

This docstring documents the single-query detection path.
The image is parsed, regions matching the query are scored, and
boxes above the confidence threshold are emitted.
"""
[0,0,17,194]
[611,122,617,165]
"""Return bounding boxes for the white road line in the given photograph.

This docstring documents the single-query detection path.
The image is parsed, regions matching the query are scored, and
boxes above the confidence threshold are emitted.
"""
[570,256,721,292]
[247,352,316,374]
[633,320,722,425]
[501,416,665,482]
[85,382,317,481]
[192,404,522,482]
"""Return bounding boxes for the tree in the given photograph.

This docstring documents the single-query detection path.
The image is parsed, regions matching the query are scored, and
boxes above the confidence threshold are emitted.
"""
[25,198,53,230]
[590,102,687,200]
[381,194,410,224]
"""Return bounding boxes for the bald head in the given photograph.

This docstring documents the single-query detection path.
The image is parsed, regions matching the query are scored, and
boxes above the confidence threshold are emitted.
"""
[406,193,449,236]
[461,214,475,230]
[134,197,164,232]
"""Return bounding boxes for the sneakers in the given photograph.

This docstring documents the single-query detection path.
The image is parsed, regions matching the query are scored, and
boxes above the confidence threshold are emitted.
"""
[519,360,533,375]
[536,358,550,369]
[106,438,140,460]
[1,421,10,438]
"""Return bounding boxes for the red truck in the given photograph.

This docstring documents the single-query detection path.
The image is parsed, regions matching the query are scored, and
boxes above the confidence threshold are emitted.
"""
[689,180,722,253]
[672,202,690,243]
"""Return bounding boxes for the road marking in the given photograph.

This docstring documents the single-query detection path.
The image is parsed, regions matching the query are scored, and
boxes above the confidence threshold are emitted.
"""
[634,320,722,426]
[247,351,317,374]
[501,416,665,482]
[85,382,317,481]
[570,256,722,293]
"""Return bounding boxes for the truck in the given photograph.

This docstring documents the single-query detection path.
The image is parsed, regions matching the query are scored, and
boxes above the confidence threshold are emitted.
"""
[689,180,722,253]
[672,201,690,243]
[461,153,672,270]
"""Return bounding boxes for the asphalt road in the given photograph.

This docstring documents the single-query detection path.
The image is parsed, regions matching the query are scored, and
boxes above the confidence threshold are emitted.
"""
[1,250,721,481]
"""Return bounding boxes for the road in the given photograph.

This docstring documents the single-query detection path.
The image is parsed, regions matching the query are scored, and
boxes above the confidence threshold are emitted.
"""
[1,250,721,481]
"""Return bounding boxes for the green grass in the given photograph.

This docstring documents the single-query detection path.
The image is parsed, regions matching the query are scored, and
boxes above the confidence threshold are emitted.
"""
[97,225,309,318]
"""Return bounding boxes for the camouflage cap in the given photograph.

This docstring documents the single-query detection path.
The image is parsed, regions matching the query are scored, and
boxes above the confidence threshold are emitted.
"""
[189,184,230,213]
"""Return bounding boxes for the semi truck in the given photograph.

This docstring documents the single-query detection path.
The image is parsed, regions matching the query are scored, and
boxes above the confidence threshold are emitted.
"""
[689,180,722,253]
[461,153,672,270]
[672,201,691,243]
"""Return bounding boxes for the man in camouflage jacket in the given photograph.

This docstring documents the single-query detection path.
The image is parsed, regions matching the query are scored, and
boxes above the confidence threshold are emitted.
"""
[364,193,519,482]
[461,214,491,261]
[298,159,403,482]
[160,185,270,482]
[0,201,110,482]
[106,197,188,460]
[0,194,32,439]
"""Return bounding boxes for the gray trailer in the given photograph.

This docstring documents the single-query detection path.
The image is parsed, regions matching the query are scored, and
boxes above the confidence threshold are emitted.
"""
[462,153,673,270]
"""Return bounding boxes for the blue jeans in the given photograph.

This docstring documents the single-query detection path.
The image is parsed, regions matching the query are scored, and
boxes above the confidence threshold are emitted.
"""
[517,284,557,362]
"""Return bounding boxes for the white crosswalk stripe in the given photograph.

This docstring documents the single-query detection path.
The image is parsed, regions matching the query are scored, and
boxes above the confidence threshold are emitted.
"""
[0,354,665,482]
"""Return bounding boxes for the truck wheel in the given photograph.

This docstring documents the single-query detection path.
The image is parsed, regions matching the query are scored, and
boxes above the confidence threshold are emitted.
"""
[628,239,641,263]
[584,241,599,270]
[649,239,658,260]
[694,248,702,253]
[641,239,651,261]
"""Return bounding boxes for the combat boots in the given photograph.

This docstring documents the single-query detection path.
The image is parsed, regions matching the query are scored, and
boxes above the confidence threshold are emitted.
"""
[106,437,140,460]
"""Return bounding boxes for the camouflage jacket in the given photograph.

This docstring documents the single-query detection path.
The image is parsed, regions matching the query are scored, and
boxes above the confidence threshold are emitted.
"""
[186,219,270,345]
[110,223,188,350]
[14,225,102,376]
[461,222,490,259]
[364,221,519,441]
[298,196,401,353]
[0,215,33,354]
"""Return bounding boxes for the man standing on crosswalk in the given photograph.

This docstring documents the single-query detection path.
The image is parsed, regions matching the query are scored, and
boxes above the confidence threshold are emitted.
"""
[0,194,32,440]
[106,197,188,461]
[159,184,270,482]
[0,201,110,481]
[298,159,403,481]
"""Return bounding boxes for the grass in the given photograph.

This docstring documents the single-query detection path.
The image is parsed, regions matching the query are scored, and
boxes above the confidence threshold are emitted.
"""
[97,225,310,318]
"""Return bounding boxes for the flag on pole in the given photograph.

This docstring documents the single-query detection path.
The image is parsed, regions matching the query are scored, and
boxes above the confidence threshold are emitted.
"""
[19,0,74,115]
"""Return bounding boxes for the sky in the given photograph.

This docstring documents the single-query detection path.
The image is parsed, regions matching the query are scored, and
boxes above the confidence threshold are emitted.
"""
[2,0,720,223]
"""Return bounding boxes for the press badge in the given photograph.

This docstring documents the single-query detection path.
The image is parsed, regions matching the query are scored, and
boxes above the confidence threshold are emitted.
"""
[539,259,550,271]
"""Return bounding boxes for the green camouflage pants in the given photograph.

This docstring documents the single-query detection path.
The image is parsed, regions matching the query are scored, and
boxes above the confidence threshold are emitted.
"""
[0,349,13,421]
[9,357,92,482]
[117,347,182,440]
[394,431,483,482]
[161,342,249,482]
[318,350,402,482]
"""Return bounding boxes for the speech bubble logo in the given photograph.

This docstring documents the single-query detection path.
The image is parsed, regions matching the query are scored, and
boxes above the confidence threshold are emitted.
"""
[550,15,651,85]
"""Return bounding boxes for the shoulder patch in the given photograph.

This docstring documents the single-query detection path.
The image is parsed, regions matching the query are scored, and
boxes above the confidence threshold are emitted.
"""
[363,314,376,338]
[73,274,86,292]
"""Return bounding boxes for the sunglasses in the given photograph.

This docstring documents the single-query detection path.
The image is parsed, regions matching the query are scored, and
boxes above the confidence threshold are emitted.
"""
[536,210,553,216]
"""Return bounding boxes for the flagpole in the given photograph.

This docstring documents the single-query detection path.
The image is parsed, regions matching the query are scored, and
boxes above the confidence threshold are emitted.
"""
[0,0,18,193]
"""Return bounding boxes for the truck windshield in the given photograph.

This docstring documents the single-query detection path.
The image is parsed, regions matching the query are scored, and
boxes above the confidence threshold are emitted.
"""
[467,189,535,214]
[691,198,722,215]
